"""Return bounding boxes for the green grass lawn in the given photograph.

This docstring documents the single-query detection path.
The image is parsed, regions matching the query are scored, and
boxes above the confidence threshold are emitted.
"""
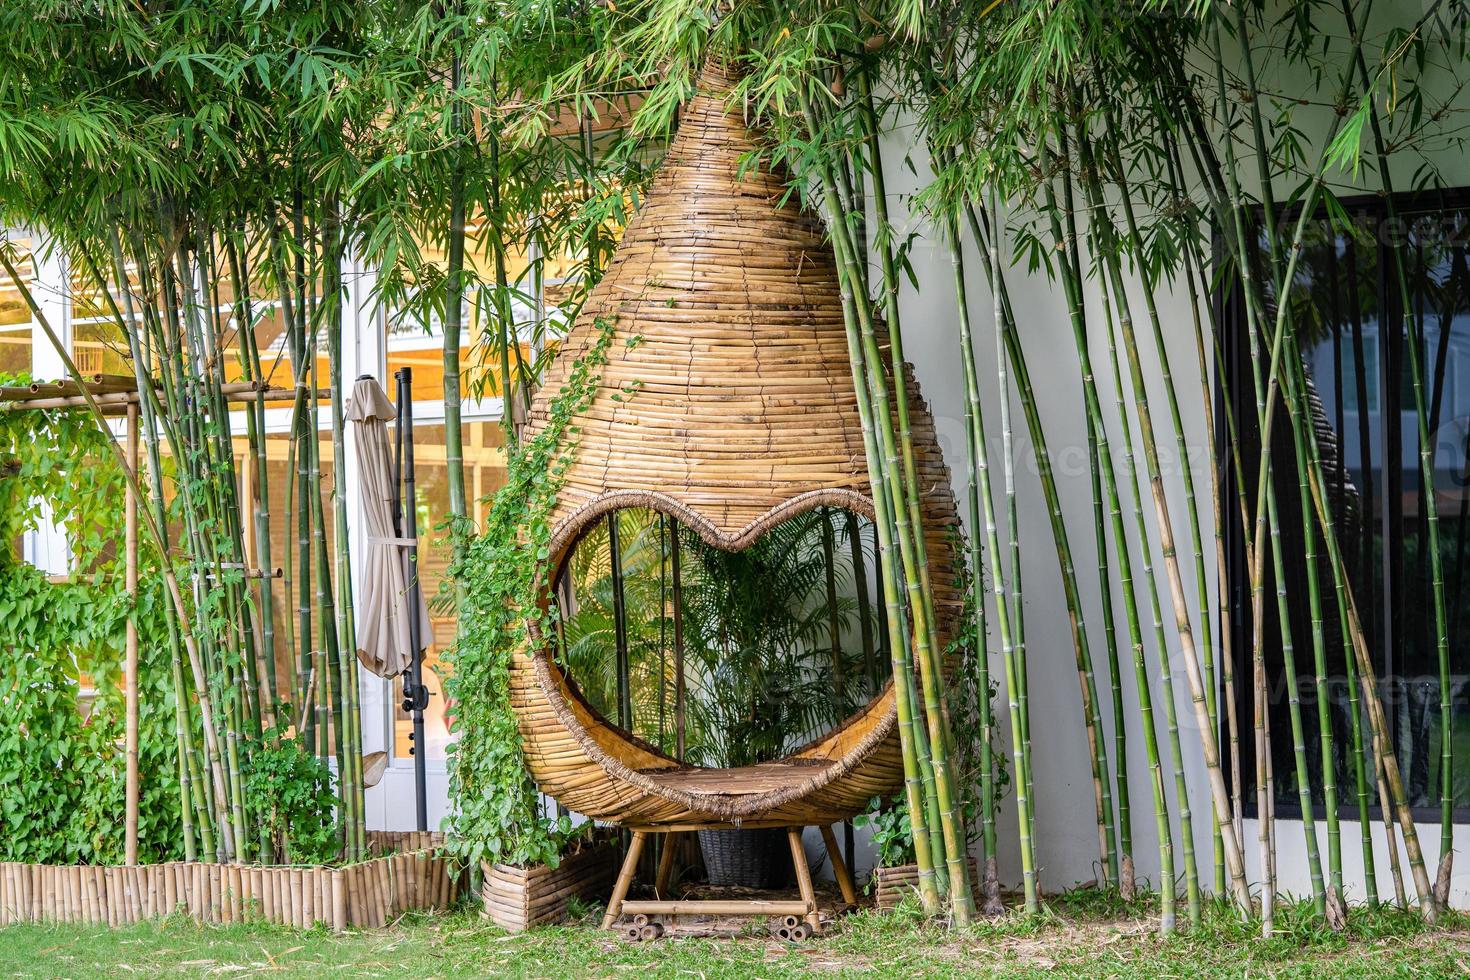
[1,892,1466,978]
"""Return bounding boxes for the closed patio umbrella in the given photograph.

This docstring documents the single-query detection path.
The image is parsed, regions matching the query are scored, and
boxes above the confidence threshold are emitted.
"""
[348,375,430,678]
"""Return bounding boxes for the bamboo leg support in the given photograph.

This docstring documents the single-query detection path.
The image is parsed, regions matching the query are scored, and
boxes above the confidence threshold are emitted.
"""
[654,832,680,898]
[819,825,858,907]
[788,828,819,931]
[601,831,647,930]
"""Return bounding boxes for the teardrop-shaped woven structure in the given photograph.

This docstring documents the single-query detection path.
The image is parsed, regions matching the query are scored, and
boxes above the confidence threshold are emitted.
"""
[512,62,962,829]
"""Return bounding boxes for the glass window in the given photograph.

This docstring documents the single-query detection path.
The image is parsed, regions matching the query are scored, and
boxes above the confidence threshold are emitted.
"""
[1224,196,1470,819]
[0,236,33,376]
[69,238,313,410]
[385,215,536,403]
[230,428,338,704]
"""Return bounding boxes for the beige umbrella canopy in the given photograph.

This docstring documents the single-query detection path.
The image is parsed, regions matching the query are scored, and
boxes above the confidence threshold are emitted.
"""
[348,376,432,678]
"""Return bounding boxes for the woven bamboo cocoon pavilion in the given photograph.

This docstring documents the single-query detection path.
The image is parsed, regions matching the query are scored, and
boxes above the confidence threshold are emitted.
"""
[511,61,963,830]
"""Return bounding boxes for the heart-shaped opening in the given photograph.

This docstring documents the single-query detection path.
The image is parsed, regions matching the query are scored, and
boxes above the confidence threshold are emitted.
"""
[547,504,891,770]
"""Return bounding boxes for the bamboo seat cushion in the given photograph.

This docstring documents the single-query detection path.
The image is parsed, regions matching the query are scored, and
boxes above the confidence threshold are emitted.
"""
[505,60,964,831]
[637,760,836,797]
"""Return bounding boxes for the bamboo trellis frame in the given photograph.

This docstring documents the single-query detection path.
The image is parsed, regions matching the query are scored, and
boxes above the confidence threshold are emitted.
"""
[0,374,299,861]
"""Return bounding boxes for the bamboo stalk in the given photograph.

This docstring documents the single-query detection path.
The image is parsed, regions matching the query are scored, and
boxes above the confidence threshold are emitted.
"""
[124,402,140,866]
[442,38,470,556]
[1070,113,1252,916]
[961,195,1126,905]
[1101,116,1223,900]
[1207,3,1437,918]
[798,93,941,914]
[852,91,975,924]
[805,85,971,920]
[322,209,365,858]
[102,240,209,860]
[4,251,241,857]
[943,208,1037,913]
[1031,134,1178,930]
[1336,2,1455,898]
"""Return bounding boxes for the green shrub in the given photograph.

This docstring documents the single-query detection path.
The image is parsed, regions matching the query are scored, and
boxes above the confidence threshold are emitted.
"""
[242,726,341,865]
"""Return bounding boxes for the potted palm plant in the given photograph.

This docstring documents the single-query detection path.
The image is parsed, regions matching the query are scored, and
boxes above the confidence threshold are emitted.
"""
[559,507,876,888]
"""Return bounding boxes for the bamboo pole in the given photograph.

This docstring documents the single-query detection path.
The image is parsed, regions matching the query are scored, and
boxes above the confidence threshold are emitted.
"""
[1031,135,1178,929]
[1101,115,1225,892]
[856,71,976,822]
[1338,1,1454,898]
[819,824,859,906]
[799,86,953,917]
[321,211,365,858]
[943,209,1037,913]
[332,870,347,933]
[1073,118,1213,924]
[962,196,1123,905]
[443,43,469,532]
[672,523,686,761]
[653,831,679,898]
[1208,5,1437,918]
[1071,112,1254,915]
[99,241,209,860]
[788,829,819,929]
[1168,156,1243,898]
[3,251,239,859]
[619,899,812,916]
[601,831,647,929]
[124,402,140,865]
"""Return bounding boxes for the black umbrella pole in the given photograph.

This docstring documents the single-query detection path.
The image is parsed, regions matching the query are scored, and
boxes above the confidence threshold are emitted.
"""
[396,367,429,832]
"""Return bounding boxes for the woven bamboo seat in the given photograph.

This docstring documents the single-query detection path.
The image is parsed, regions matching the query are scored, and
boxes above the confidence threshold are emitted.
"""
[640,760,834,794]
[511,61,963,832]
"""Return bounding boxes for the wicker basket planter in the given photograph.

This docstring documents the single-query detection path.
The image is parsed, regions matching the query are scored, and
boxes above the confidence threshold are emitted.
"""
[480,838,619,932]
[0,831,459,931]
[696,828,789,889]
[872,857,981,910]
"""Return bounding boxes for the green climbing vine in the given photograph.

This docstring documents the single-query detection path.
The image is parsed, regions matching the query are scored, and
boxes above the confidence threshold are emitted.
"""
[443,319,618,870]
[0,391,183,864]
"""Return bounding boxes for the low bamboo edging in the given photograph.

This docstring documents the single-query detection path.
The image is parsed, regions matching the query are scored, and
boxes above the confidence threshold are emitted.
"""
[480,839,619,932]
[0,833,460,931]
[364,830,444,855]
[872,858,981,910]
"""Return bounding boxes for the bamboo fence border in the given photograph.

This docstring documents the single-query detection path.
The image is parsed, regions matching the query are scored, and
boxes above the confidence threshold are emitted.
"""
[0,832,461,932]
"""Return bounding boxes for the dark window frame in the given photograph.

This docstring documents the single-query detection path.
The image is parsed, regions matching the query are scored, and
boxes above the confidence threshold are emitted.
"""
[1218,186,1470,824]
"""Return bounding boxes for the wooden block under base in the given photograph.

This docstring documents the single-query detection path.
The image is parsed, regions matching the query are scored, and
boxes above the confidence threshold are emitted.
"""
[619,899,813,917]
[872,857,981,910]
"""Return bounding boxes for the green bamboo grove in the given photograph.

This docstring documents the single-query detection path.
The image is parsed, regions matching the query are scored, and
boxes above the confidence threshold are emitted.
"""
[0,0,627,869]
[716,0,1461,931]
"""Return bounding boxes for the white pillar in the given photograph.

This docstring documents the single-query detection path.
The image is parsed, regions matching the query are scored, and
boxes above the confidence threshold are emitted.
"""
[29,235,69,381]
[24,234,71,575]
[342,243,394,829]
[340,244,377,628]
